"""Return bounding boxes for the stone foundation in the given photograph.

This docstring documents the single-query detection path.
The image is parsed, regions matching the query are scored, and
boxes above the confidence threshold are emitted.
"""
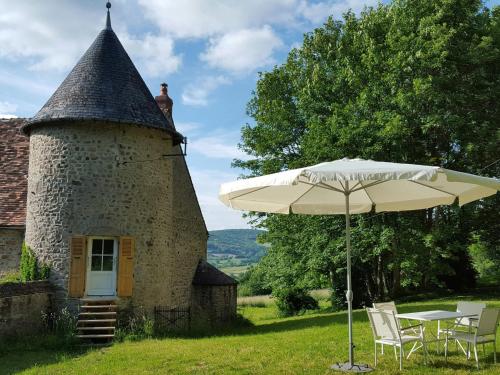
[0,281,52,338]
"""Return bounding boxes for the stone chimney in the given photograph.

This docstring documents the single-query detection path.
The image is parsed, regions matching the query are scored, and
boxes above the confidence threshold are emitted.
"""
[155,83,173,120]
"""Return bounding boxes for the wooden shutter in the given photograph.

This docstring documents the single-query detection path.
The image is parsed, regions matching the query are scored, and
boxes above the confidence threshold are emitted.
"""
[118,236,135,297]
[68,236,87,297]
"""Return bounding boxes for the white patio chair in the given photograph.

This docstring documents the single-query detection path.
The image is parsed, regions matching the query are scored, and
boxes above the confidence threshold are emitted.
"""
[366,307,426,370]
[373,301,422,355]
[445,307,499,369]
[437,301,486,354]
[373,301,420,332]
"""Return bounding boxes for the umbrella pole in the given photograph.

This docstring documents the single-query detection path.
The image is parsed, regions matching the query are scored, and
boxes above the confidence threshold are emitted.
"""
[345,187,354,366]
[331,183,372,372]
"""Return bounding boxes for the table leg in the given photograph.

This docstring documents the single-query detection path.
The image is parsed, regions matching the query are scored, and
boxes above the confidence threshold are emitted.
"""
[437,320,440,354]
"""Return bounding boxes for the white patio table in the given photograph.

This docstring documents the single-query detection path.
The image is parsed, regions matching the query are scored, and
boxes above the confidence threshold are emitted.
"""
[395,310,479,361]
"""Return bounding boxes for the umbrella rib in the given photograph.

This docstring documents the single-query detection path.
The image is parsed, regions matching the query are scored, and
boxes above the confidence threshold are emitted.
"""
[319,181,346,193]
[288,184,316,212]
[339,180,346,191]
[410,180,457,197]
[302,181,345,194]
[359,181,376,209]
[351,180,385,193]
[229,186,270,200]
[350,181,361,191]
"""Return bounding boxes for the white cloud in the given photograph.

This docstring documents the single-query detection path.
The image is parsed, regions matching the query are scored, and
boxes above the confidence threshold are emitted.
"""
[120,33,181,77]
[200,26,283,74]
[138,0,298,39]
[174,122,202,135]
[0,1,181,77]
[189,135,250,160]
[190,168,252,230]
[182,76,230,106]
[0,101,18,118]
[0,101,17,113]
[0,1,99,71]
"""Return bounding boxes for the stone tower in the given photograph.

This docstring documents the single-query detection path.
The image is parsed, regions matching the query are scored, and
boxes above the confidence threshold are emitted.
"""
[21,4,210,313]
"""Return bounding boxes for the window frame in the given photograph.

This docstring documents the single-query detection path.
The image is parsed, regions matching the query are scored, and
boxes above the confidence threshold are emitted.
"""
[87,236,118,273]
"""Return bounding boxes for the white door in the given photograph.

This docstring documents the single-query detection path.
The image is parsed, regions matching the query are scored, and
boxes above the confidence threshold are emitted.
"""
[86,238,117,296]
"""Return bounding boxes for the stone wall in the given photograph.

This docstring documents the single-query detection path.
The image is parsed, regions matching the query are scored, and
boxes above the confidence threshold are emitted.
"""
[25,121,207,314]
[0,228,24,277]
[0,281,52,338]
[191,284,237,328]
[168,149,208,308]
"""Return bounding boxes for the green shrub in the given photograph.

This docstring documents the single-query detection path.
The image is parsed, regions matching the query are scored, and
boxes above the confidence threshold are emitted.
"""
[115,307,155,342]
[19,242,50,282]
[468,234,500,283]
[273,288,319,317]
[40,307,78,346]
[238,265,272,297]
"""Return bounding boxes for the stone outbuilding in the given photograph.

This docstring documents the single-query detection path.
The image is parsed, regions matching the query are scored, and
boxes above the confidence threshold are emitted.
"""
[0,4,236,328]
[191,260,238,327]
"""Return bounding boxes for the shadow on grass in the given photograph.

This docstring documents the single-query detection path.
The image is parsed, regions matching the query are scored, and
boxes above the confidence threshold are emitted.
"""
[0,335,96,375]
[171,287,500,340]
[171,300,465,339]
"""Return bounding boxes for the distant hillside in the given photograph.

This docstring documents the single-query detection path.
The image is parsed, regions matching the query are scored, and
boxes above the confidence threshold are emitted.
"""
[208,229,267,278]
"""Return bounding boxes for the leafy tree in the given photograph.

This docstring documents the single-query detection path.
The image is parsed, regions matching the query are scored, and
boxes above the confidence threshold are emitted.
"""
[234,0,500,311]
[238,264,272,297]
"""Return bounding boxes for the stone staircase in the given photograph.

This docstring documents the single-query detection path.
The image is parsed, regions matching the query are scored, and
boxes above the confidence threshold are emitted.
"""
[76,298,117,344]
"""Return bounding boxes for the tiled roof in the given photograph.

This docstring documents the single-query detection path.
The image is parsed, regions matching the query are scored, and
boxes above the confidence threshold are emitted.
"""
[0,119,28,227]
[192,260,237,286]
[22,19,183,144]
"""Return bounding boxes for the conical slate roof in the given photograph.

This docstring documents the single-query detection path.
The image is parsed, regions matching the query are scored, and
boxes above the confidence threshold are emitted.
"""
[22,10,183,144]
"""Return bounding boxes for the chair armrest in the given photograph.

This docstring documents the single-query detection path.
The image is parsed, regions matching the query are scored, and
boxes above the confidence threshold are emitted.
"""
[401,323,422,330]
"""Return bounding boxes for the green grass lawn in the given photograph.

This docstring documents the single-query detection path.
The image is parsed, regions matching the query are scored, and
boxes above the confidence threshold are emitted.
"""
[1,292,499,374]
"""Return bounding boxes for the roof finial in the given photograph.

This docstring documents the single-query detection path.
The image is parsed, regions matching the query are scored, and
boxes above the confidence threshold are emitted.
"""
[105,1,112,30]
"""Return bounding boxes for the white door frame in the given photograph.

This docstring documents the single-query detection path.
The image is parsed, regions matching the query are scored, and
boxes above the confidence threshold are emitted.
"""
[86,237,118,296]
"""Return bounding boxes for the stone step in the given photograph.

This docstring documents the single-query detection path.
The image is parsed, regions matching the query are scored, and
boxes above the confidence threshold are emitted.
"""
[76,334,115,339]
[77,298,117,344]
[79,311,117,316]
[78,319,116,324]
[81,305,117,309]
[77,326,116,331]
[80,298,117,304]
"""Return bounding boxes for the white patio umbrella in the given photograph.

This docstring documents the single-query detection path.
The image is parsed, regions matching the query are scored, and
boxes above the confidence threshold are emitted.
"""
[219,158,500,373]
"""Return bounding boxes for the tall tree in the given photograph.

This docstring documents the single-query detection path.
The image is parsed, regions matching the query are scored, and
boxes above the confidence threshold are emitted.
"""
[235,0,500,311]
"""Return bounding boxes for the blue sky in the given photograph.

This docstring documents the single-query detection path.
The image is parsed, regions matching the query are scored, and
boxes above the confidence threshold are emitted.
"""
[1,0,498,230]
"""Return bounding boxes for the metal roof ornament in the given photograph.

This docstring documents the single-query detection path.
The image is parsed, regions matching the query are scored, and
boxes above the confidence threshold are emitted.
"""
[106,1,112,30]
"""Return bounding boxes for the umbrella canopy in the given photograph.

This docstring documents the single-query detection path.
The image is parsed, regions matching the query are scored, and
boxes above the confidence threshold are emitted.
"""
[219,158,500,372]
[220,158,499,214]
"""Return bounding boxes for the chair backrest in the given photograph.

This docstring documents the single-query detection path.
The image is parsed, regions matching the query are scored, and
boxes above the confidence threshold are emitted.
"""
[456,301,486,325]
[373,301,398,314]
[366,307,400,341]
[476,308,500,336]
